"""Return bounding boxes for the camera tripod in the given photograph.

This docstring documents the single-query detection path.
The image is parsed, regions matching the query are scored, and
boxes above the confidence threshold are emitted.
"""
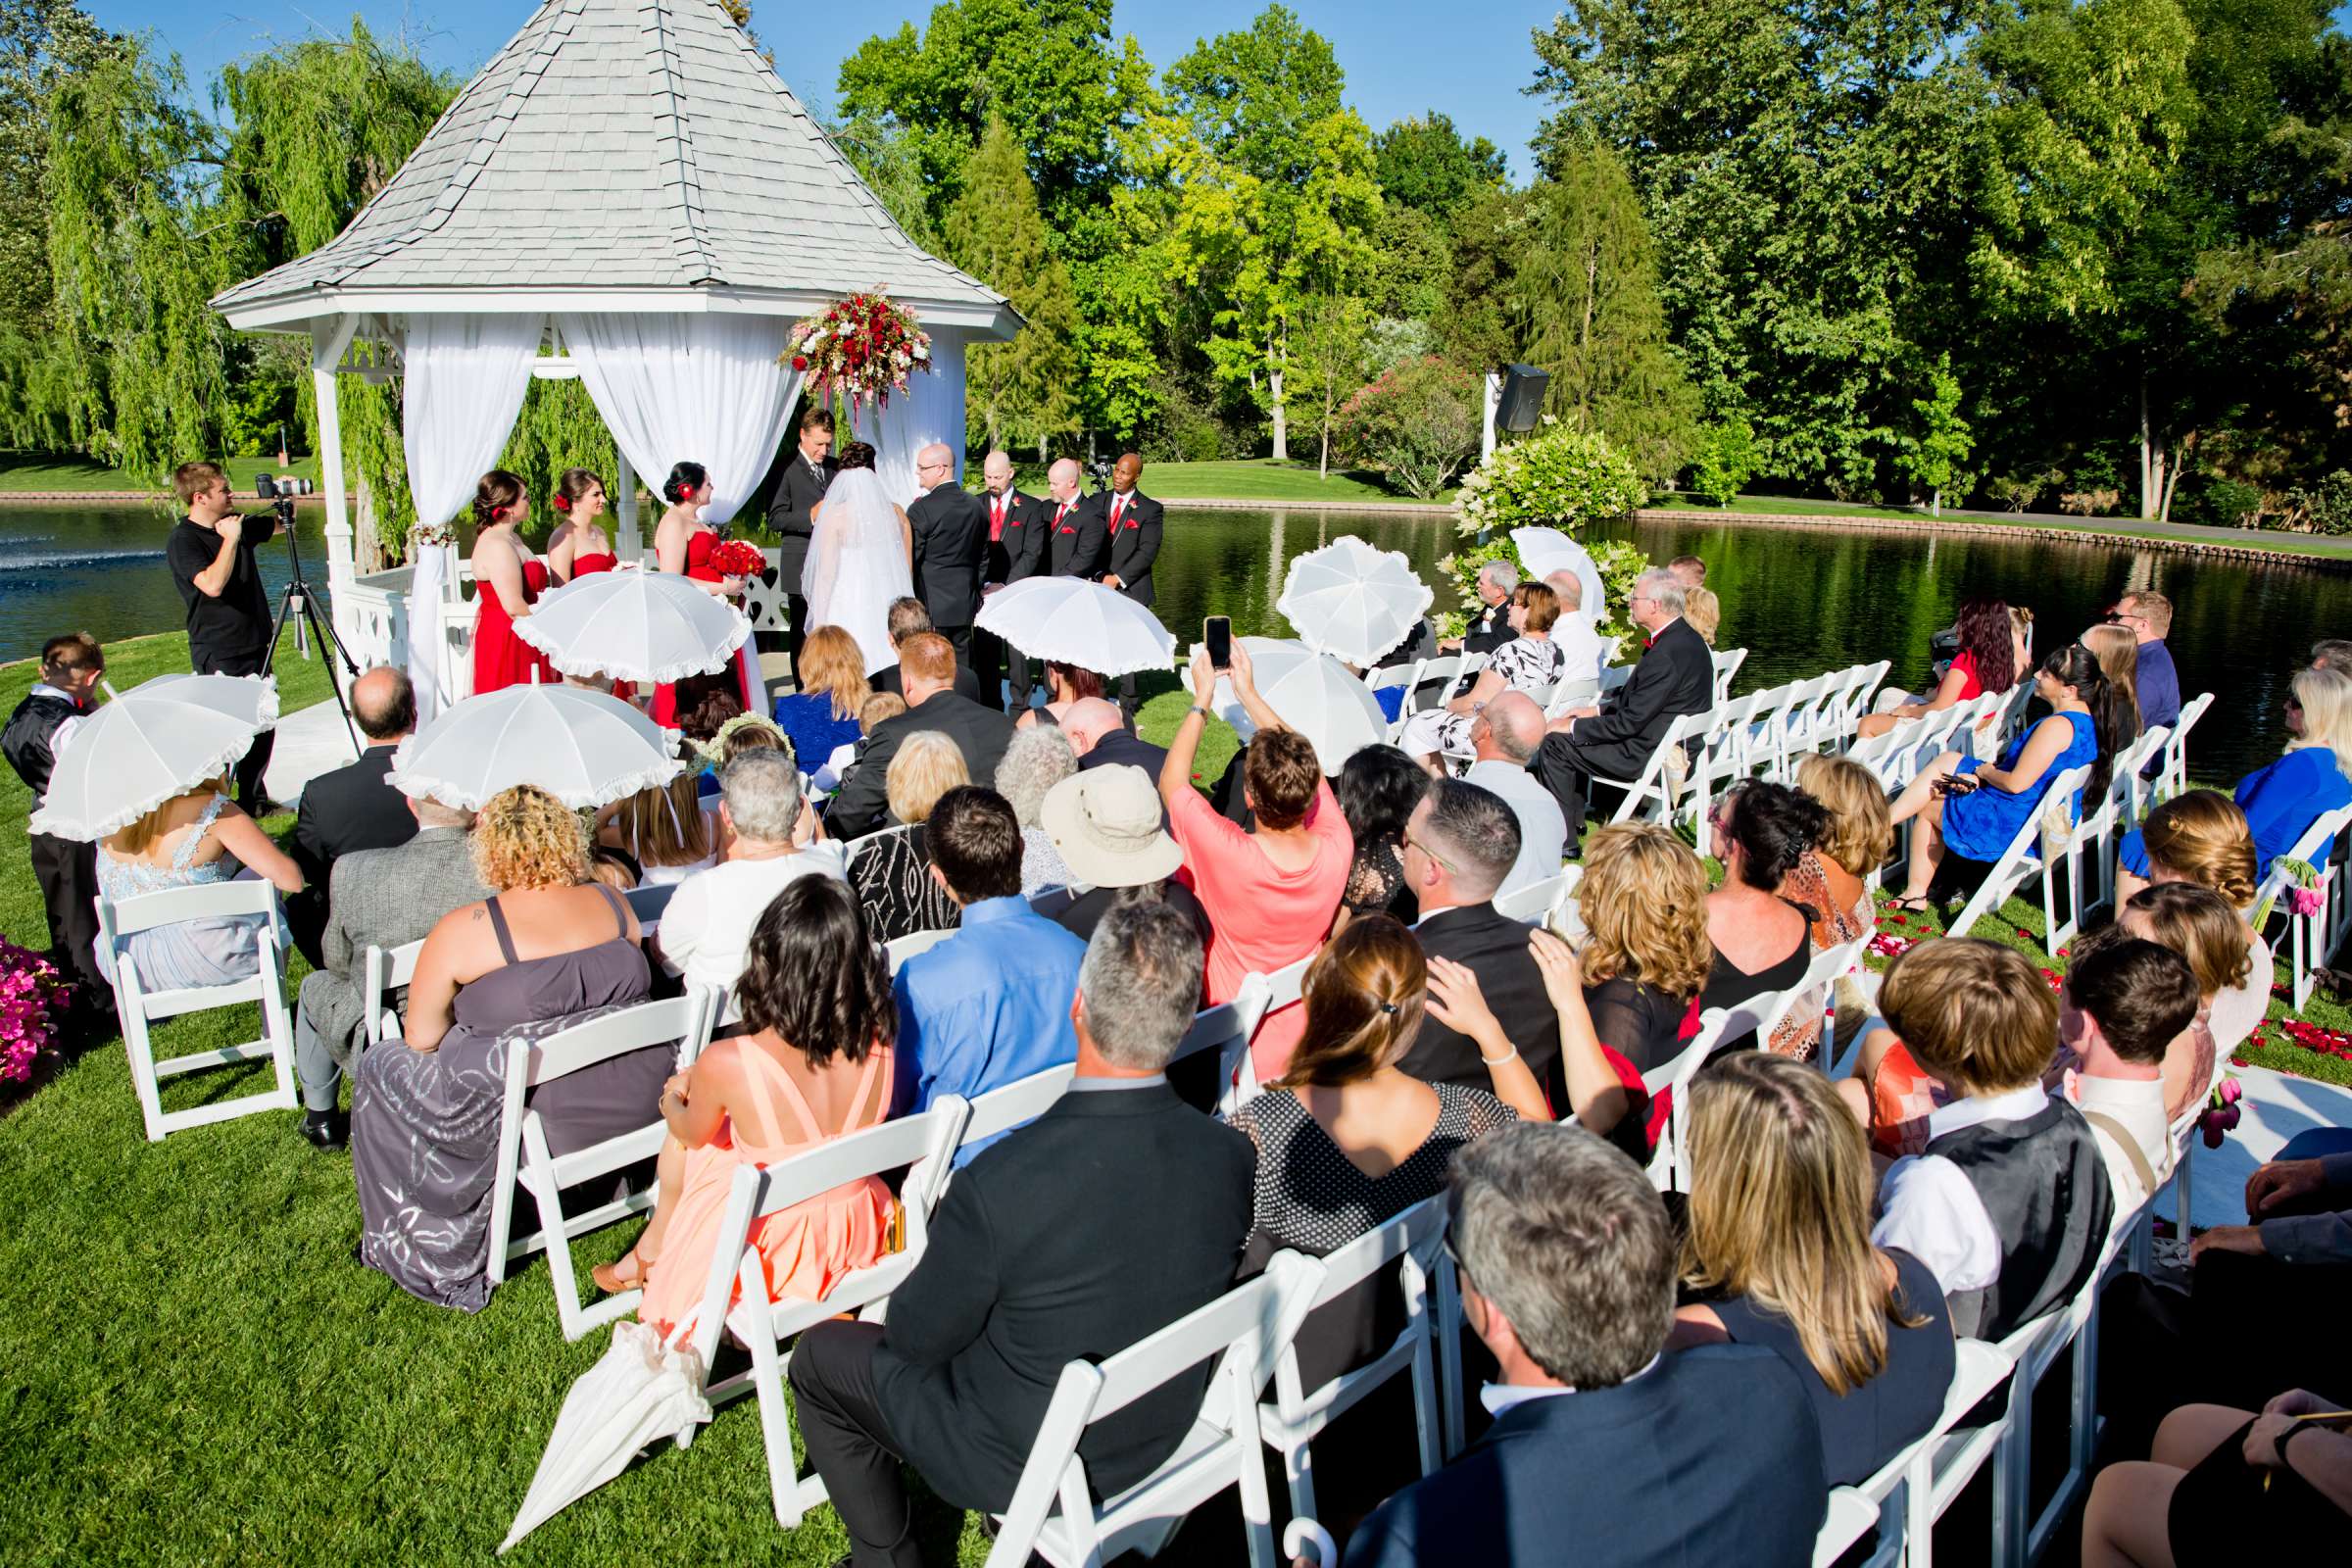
[260,503,364,760]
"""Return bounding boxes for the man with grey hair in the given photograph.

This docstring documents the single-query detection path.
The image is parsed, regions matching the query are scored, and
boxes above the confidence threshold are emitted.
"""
[790,899,1254,1567]
[1541,568,1607,686]
[1344,1124,1825,1566]
[292,791,488,1150]
[1528,566,1711,838]
[656,749,846,1024]
[1464,692,1567,899]
[906,441,988,667]
[1449,559,1521,655]
[1396,779,1563,1102]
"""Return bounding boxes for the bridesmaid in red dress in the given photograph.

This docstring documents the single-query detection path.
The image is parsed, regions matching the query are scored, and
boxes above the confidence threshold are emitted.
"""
[651,460,756,726]
[545,467,634,703]
[467,469,560,697]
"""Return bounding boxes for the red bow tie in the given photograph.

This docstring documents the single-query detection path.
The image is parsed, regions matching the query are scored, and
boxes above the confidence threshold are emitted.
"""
[1642,635,1656,651]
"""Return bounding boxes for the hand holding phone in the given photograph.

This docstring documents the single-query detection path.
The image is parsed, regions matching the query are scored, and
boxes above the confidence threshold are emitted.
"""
[1203,615,1233,671]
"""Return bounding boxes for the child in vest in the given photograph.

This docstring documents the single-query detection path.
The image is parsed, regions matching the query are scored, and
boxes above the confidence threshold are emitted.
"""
[4,633,107,1009]
[1871,938,2115,1340]
[2057,927,2201,1236]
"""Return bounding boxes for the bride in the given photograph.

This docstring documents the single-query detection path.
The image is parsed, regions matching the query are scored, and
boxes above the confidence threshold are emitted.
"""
[804,441,912,676]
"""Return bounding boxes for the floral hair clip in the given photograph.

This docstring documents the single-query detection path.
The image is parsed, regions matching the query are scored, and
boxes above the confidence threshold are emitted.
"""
[553,493,572,513]
[488,505,506,520]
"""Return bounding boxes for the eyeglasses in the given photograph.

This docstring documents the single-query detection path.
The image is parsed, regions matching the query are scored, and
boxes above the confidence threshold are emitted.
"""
[917,460,950,473]
[1401,829,1456,871]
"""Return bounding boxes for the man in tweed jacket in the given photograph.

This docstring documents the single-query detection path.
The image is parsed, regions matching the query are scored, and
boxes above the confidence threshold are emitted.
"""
[293,800,489,1150]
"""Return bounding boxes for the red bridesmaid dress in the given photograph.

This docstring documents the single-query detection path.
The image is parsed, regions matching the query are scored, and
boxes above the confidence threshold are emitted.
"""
[651,528,759,726]
[471,557,560,696]
[564,542,634,703]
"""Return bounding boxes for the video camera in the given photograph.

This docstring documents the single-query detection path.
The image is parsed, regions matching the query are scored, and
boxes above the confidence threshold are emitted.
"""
[254,472,315,524]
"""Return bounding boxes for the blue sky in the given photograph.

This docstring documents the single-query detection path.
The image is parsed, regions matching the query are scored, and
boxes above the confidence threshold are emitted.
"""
[86,2,1562,176]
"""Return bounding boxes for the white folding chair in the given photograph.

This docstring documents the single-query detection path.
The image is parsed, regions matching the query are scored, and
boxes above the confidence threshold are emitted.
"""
[2157,691,2214,799]
[1493,866,1580,924]
[360,937,425,1048]
[623,881,678,930]
[1167,976,1277,1125]
[681,1098,973,1529]
[1686,695,1759,856]
[1822,660,1892,753]
[1226,963,1307,1115]
[2083,727,2170,906]
[1638,1004,1759,1193]
[484,988,720,1341]
[886,926,957,973]
[1823,1337,2017,1568]
[1815,1488,1885,1568]
[1257,1196,1451,1521]
[1752,936,1869,1054]
[94,881,299,1143]
[1363,662,1424,744]
[1593,710,1702,832]
[959,1061,1078,1154]
[1937,764,2093,947]
[986,1250,1328,1568]
[2253,802,2352,1010]
[1709,646,1746,704]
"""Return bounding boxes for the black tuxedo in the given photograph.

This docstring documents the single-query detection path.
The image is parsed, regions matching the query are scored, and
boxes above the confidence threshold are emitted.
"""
[1079,728,1169,780]
[984,489,1051,586]
[1531,616,1713,832]
[907,484,990,666]
[1398,902,1564,1108]
[1043,494,1106,579]
[287,745,418,966]
[1084,488,1164,607]
[824,691,1016,840]
[759,447,834,663]
[872,660,982,705]
[789,1081,1254,1550]
[1462,599,1513,656]
[1344,1346,1826,1568]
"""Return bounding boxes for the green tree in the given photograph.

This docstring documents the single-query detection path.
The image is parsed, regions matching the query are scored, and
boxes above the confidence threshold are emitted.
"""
[1372,111,1506,220]
[946,116,1080,458]
[1335,356,1480,498]
[1288,287,1374,478]
[1689,418,1758,506]
[1898,358,1976,514]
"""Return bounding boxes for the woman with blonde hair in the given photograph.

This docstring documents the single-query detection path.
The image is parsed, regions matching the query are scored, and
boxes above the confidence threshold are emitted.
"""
[2123,882,2264,1119]
[1785,755,1893,947]
[353,783,662,1310]
[773,624,871,770]
[1226,914,1539,1384]
[848,730,969,941]
[2113,791,2272,1064]
[1670,1053,1954,1487]
[93,774,305,993]
[1574,821,1714,1152]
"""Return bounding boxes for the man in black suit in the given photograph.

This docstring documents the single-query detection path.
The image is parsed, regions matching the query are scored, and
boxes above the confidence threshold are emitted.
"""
[825,633,1016,840]
[1447,561,1519,657]
[286,666,420,967]
[906,443,989,668]
[870,598,981,704]
[1529,568,1714,838]
[1344,1124,1826,1568]
[1395,779,1564,1103]
[1082,451,1164,713]
[1041,457,1104,581]
[1062,698,1167,778]
[755,407,835,671]
[790,901,1253,1568]
[978,450,1050,710]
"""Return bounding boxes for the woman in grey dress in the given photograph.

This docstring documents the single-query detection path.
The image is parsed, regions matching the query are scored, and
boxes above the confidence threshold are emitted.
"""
[352,784,669,1311]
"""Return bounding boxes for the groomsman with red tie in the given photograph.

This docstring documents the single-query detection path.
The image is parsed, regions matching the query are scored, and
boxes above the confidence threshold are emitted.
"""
[1043,457,1105,580]
[978,450,1051,711]
[1081,452,1164,713]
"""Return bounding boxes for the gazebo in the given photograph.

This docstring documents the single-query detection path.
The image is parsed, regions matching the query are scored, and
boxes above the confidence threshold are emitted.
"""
[211,0,1016,713]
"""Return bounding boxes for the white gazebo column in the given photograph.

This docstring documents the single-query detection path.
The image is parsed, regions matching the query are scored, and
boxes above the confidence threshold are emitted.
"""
[614,448,640,563]
[311,315,360,642]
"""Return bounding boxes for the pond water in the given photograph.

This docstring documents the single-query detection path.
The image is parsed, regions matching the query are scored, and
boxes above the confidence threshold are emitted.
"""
[3,500,2341,783]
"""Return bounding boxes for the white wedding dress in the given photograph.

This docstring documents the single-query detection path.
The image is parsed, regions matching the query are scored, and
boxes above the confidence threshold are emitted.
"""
[803,468,913,675]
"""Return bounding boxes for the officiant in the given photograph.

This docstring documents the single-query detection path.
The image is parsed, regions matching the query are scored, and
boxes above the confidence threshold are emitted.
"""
[755,406,836,671]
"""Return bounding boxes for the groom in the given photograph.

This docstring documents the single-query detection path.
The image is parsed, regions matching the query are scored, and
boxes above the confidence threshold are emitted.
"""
[758,407,836,673]
[907,443,989,668]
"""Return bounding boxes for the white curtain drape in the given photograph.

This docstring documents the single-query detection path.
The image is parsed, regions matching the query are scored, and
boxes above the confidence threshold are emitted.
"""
[556,313,802,524]
[401,312,545,721]
[867,331,968,507]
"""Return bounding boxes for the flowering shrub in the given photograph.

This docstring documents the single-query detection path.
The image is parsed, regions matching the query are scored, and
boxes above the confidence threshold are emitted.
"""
[0,941,70,1085]
[784,289,933,411]
[1456,416,1648,539]
[1434,535,1653,643]
[1333,357,1481,500]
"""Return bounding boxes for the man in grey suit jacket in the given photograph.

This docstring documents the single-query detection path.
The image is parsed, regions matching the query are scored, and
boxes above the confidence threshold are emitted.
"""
[292,798,490,1150]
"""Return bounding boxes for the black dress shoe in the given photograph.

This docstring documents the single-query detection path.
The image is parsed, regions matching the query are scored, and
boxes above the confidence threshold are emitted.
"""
[300,1109,347,1151]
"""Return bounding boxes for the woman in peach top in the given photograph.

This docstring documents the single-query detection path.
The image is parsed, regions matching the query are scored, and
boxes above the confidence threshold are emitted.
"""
[603,875,898,1333]
[1160,639,1354,1083]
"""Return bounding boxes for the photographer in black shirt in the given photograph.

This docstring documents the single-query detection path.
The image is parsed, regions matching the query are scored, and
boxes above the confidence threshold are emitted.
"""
[166,461,278,810]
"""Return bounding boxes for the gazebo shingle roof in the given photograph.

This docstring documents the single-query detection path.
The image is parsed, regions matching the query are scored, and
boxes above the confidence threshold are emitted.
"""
[212,0,1011,331]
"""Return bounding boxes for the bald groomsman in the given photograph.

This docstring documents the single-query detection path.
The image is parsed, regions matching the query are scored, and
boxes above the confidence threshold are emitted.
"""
[979,451,1050,710]
[907,442,990,669]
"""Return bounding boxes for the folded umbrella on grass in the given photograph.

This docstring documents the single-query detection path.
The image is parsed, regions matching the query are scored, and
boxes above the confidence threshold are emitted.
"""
[974,575,1176,677]
[499,1320,712,1553]
[513,567,751,685]
[389,679,685,812]
[1181,637,1386,776]
[1275,535,1434,665]
[29,673,279,841]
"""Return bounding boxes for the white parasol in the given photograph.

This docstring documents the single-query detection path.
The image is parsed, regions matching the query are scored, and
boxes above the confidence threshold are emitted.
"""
[973,576,1176,677]
[388,679,685,811]
[1182,638,1386,775]
[1275,535,1435,664]
[511,566,751,684]
[1510,527,1605,618]
[29,673,279,841]
[497,1320,712,1553]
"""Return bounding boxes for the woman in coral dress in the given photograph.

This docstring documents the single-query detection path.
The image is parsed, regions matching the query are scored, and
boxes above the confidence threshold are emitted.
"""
[650,459,759,726]
[468,469,560,696]
[600,875,899,1336]
[543,466,634,702]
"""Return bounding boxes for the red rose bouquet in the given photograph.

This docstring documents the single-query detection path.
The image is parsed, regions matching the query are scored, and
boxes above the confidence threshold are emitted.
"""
[782,288,934,412]
[710,539,767,579]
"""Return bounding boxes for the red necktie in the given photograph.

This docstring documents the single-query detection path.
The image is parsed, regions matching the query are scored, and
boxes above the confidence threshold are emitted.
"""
[991,494,1005,543]
[1056,503,1072,533]
[1111,495,1126,531]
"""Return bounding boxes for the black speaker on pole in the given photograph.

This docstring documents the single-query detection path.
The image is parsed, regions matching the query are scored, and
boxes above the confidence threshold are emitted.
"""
[1496,364,1549,432]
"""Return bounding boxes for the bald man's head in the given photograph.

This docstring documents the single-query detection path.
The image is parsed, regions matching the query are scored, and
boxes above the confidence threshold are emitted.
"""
[1048,458,1082,501]
[1111,453,1144,493]
[1544,570,1583,612]
[1059,698,1126,756]
[353,665,416,743]
[917,442,955,488]
[983,451,1014,493]
[1476,691,1544,764]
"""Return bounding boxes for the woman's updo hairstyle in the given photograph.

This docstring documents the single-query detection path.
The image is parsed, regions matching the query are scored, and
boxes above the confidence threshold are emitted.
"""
[1722,780,1829,890]
[662,461,709,506]
[472,469,526,528]
[556,467,603,513]
[836,440,877,470]
[738,876,895,1067]
[2139,790,2260,909]
[1278,914,1430,1090]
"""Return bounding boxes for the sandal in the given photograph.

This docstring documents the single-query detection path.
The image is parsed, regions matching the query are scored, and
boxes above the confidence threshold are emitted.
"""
[1885,895,1936,915]
[592,1248,657,1295]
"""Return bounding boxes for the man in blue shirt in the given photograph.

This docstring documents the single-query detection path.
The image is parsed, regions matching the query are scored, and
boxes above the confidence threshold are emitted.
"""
[2116,590,2180,731]
[893,785,1087,1165]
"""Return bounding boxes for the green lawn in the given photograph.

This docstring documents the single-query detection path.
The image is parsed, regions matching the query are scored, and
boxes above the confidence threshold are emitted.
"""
[1141,459,1452,506]
[1,640,2342,1563]
[0,452,324,494]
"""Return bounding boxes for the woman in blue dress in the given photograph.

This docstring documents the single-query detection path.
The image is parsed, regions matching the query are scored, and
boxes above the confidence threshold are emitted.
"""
[2115,664,2352,904]
[1886,642,2126,912]
[95,778,305,991]
[770,623,869,786]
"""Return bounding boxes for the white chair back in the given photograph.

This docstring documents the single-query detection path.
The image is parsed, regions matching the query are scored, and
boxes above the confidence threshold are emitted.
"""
[361,937,425,1048]
[1752,936,1868,1053]
[1493,865,1581,924]
[623,881,677,928]
[2255,800,2352,1010]
[1938,762,2092,944]
[1709,646,1746,704]
[960,1062,1078,1152]
[1638,1003,1761,1192]
[2157,691,2215,798]
[886,927,957,973]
